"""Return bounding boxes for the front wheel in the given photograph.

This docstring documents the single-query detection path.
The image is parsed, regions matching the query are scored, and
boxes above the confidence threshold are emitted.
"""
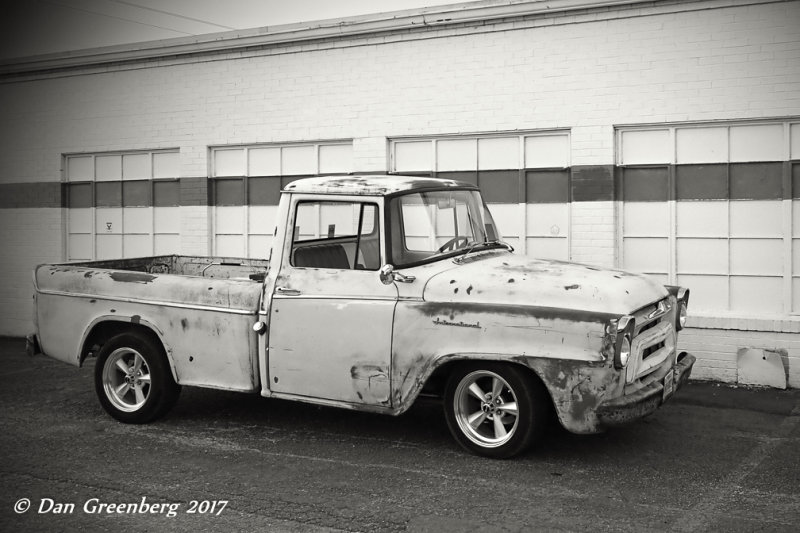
[94,332,180,423]
[444,363,548,459]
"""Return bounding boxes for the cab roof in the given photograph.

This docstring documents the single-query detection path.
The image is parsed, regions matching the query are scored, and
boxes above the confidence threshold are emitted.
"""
[282,175,477,196]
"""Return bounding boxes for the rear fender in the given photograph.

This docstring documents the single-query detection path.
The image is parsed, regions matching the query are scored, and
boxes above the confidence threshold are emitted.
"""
[78,315,178,383]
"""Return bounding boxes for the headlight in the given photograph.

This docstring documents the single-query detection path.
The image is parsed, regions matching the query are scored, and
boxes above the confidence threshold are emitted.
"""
[666,286,690,332]
[613,315,635,370]
[619,334,631,368]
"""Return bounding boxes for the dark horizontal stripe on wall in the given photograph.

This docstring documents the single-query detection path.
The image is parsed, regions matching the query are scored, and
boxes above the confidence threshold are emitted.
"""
[435,170,520,203]
[65,179,182,208]
[6,163,800,209]
[622,167,669,202]
[526,170,569,203]
[730,162,782,200]
[180,177,209,207]
[211,175,310,206]
[676,164,727,200]
[572,165,614,202]
[622,162,788,201]
[435,169,571,204]
[0,182,62,208]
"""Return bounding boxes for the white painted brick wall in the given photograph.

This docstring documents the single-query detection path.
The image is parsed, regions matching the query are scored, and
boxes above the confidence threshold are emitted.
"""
[0,1,798,388]
[679,326,800,389]
[570,202,616,267]
[0,208,64,336]
[180,206,211,256]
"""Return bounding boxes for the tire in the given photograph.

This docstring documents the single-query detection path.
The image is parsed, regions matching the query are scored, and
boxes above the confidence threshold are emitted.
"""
[94,332,180,424]
[443,363,548,459]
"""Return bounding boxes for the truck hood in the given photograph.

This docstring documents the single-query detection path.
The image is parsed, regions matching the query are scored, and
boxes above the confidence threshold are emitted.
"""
[423,253,667,316]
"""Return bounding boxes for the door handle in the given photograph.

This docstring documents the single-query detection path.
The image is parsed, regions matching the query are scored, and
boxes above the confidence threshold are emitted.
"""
[276,287,301,296]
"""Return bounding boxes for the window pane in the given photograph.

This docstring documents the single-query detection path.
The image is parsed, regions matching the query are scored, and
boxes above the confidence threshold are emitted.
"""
[730,124,783,162]
[123,153,150,180]
[620,130,670,165]
[153,152,179,178]
[675,164,727,201]
[792,124,800,160]
[282,145,316,175]
[67,156,93,181]
[290,201,377,270]
[122,180,150,207]
[357,204,380,270]
[95,155,122,181]
[67,183,92,208]
[248,177,281,206]
[524,134,569,168]
[623,167,669,202]
[478,137,518,170]
[676,127,728,164]
[249,147,281,175]
[729,162,782,200]
[153,180,179,207]
[525,170,569,203]
[214,149,246,177]
[214,179,244,206]
[96,182,122,207]
[394,141,431,172]
[437,139,477,171]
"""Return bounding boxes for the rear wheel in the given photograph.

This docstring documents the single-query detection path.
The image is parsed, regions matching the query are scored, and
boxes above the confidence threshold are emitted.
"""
[444,363,547,458]
[94,332,180,423]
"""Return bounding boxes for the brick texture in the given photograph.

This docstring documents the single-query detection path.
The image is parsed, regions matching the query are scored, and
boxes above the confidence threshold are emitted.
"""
[0,0,798,385]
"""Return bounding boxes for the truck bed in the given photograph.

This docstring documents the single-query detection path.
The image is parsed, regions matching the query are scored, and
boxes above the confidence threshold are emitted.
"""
[33,255,269,392]
[65,255,269,281]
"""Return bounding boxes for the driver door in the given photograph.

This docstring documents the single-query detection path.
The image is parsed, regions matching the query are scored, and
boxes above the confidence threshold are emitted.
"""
[267,198,397,407]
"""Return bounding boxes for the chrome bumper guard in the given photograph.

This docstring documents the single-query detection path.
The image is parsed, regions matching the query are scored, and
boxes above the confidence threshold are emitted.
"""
[25,333,41,357]
[597,351,696,428]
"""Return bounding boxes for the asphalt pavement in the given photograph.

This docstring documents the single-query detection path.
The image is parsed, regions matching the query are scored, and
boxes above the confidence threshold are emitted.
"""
[1,336,798,532]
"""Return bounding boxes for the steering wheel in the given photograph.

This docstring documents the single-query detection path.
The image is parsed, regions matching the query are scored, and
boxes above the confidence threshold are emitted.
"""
[437,236,471,253]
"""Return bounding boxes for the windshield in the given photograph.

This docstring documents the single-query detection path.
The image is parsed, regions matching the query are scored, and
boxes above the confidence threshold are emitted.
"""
[387,189,502,267]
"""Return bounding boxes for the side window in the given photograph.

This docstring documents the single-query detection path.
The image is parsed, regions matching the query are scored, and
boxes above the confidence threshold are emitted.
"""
[291,201,380,270]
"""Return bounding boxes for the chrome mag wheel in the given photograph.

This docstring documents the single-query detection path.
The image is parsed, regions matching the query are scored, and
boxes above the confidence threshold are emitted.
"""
[453,370,520,448]
[102,347,152,413]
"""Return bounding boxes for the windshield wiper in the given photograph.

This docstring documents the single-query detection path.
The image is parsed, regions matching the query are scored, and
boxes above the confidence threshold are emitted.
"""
[453,240,514,264]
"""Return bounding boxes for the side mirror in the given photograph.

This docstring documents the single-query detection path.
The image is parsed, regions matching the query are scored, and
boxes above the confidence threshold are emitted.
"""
[379,264,395,285]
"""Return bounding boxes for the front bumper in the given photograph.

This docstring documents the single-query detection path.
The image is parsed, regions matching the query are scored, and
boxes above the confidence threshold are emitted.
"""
[596,351,696,427]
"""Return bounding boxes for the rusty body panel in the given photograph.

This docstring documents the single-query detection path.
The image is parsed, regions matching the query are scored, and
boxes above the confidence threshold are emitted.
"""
[34,256,266,392]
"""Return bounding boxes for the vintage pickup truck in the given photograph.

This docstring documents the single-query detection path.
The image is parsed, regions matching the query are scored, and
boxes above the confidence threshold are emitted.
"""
[29,175,695,458]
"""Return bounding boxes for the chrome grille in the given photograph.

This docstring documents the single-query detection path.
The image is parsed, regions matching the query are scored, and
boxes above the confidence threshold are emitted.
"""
[626,297,676,383]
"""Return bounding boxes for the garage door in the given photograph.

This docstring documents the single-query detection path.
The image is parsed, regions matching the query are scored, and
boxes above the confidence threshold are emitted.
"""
[65,151,180,261]
[618,121,800,316]
[390,132,571,260]
[210,142,353,258]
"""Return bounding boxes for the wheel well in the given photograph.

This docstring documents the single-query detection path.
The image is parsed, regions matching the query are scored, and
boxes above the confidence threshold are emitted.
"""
[423,358,556,418]
[424,358,549,398]
[80,321,163,366]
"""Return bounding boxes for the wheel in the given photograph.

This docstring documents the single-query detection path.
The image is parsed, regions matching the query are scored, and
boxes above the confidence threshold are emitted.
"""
[94,332,180,424]
[443,363,547,459]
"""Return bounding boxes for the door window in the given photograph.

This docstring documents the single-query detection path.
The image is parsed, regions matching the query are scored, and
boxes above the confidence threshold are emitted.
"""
[290,201,380,270]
